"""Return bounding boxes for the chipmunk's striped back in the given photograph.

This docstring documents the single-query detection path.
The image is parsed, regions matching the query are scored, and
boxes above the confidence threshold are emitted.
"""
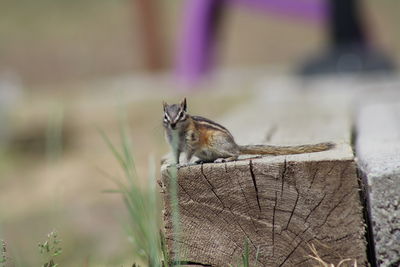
[191,116,233,137]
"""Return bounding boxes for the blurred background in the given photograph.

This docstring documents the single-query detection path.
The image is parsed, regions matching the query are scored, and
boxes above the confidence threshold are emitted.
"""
[0,0,399,265]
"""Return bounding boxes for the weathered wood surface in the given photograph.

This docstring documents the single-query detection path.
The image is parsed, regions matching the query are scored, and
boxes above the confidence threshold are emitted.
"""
[160,86,368,266]
[356,102,400,267]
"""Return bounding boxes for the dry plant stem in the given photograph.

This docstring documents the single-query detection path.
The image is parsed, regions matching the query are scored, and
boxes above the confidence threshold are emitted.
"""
[308,244,357,267]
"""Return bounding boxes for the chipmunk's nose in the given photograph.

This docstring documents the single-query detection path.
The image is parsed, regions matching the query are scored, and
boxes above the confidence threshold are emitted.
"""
[170,122,176,129]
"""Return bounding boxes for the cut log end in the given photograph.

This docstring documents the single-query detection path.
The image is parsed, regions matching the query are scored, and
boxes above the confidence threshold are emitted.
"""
[161,151,367,266]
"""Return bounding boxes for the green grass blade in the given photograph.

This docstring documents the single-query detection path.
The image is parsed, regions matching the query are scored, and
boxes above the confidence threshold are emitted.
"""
[98,128,126,170]
[254,245,260,267]
[242,239,249,267]
[100,116,171,266]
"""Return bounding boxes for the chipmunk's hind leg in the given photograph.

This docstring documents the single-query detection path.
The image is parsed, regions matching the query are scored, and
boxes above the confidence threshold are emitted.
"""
[214,156,238,163]
[194,159,211,164]
[194,150,238,164]
[210,134,240,163]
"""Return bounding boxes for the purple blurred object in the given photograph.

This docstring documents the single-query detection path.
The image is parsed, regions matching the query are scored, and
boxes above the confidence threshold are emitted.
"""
[232,0,327,21]
[176,0,223,87]
[176,0,327,87]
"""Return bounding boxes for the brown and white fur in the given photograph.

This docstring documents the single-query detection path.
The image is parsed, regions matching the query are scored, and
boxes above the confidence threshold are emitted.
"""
[163,98,334,165]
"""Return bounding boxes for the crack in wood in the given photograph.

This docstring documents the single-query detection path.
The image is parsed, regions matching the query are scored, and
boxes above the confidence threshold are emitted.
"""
[178,181,192,201]
[283,227,300,240]
[178,203,205,228]
[200,164,225,208]
[220,203,258,255]
[228,209,259,252]
[176,180,245,246]
[305,193,327,222]
[342,218,357,227]
[315,190,354,230]
[280,158,287,198]
[290,224,311,245]
[249,160,261,212]
[322,163,336,192]
[309,166,319,189]
[227,205,260,248]
[177,183,268,252]
[230,163,259,233]
[332,163,350,196]
[230,246,238,257]
[272,191,278,256]
[310,163,335,190]
[177,173,261,260]
[278,239,304,267]
[284,188,300,231]
[294,256,313,266]
[316,231,359,243]
[177,184,243,249]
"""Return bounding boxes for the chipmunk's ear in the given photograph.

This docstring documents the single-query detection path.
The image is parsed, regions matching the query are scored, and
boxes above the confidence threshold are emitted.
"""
[163,101,167,111]
[181,97,187,111]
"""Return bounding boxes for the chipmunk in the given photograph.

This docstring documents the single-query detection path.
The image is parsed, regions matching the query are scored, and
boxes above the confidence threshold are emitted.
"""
[163,98,334,165]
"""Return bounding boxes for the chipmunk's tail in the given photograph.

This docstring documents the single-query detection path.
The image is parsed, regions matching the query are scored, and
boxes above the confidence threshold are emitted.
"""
[239,142,335,155]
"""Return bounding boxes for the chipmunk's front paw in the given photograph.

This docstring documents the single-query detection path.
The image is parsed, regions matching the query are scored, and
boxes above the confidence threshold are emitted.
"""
[165,162,179,169]
[167,162,193,168]
[176,163,189,168]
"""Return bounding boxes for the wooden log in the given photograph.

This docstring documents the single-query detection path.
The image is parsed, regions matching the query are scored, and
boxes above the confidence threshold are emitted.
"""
[356,102,400,267]
[161,88,368,266]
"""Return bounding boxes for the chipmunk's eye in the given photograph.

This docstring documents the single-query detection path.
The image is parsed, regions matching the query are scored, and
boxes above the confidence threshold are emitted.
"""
[164,114,169,122]
[178,111,186,120]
